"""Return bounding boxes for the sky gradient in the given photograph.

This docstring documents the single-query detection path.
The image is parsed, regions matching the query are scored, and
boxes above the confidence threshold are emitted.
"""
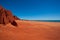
[0,0,60,20]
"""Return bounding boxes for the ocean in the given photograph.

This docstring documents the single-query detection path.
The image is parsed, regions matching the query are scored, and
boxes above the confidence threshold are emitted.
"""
[32,20,60,22]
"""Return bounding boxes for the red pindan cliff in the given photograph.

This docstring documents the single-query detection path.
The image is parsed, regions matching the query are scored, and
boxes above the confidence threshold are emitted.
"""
[0,6,20,26]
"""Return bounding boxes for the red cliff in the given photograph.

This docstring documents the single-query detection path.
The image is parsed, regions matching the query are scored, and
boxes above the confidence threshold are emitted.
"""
[0,6,20,26]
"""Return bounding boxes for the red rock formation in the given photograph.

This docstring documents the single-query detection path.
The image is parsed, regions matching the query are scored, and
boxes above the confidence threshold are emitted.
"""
[0,6,20,26]
[14,16,20,20]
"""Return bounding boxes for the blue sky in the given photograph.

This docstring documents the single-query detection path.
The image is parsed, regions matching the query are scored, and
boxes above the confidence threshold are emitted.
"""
[0,0,60,20]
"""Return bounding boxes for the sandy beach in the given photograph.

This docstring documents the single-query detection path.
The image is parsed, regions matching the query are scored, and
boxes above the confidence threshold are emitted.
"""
[0,20,60,40]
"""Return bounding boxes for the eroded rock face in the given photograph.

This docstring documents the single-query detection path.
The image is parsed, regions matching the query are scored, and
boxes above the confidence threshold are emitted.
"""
[0,6,20,26]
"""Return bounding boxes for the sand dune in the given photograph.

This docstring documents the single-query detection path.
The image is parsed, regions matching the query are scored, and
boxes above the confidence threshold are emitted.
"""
[0,20,60,40]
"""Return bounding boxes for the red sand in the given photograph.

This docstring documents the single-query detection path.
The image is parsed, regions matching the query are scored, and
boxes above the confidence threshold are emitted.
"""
[0,20,60,40]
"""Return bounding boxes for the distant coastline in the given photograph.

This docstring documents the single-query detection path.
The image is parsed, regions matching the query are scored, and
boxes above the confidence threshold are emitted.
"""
[30,20,60,22]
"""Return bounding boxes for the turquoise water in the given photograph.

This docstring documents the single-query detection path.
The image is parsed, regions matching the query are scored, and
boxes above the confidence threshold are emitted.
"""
[32,20,60,22]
